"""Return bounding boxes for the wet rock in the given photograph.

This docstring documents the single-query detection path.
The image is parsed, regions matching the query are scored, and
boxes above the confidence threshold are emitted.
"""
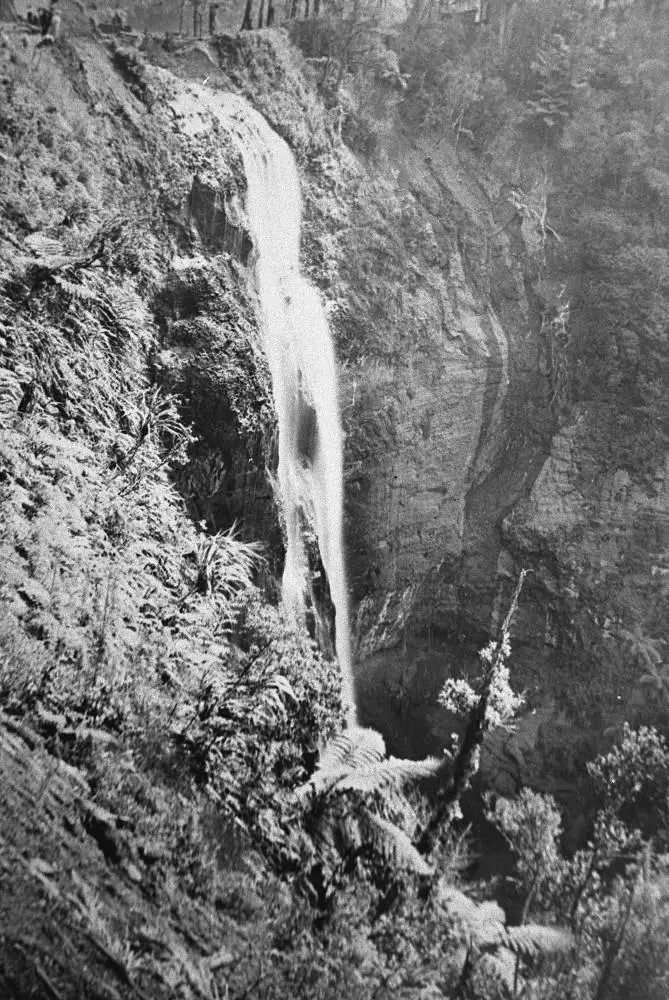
[188,174,253,262]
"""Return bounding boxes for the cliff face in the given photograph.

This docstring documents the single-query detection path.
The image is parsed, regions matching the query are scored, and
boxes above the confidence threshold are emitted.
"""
[296,125,551,640]
[285,50,669,790]
[488,421,669,796]
[291,118,560,757]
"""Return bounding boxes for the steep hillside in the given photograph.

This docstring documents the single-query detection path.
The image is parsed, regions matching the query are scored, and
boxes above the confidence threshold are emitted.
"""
[0,25,345,998]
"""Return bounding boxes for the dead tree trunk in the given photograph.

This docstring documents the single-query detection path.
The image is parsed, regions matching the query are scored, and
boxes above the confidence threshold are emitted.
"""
[418,571,527,856]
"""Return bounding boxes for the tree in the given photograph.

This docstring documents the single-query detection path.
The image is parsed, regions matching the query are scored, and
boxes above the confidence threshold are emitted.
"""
[588,724,669,839]
[296,726,441,914]
[241,0,253,29]
[491,789,563,921]
[418,572,526,854]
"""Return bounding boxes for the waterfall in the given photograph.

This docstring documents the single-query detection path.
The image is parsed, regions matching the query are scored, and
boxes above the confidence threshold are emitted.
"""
[218,95,356,724]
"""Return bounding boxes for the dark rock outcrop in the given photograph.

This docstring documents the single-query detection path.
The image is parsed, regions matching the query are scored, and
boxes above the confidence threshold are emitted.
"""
[188,174,253,262]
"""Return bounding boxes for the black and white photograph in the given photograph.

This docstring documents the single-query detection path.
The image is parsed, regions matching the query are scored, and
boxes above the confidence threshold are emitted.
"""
[1,0,668,996]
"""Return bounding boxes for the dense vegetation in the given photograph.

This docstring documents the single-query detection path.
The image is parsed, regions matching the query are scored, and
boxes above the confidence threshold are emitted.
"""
[1,2,669,998]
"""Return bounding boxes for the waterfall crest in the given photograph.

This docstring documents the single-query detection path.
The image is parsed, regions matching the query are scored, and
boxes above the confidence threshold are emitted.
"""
[218,95,355,723]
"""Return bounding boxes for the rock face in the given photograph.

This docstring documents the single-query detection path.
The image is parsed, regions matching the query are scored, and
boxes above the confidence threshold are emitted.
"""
[149,34,544,679]
[491,421,669,788]
[295,137,555,748]
[287,67,668,791]
[188,174,253,262]
[297,137,548,639]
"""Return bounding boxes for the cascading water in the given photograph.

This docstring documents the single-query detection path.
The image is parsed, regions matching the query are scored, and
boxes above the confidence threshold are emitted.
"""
[217,95,356,724]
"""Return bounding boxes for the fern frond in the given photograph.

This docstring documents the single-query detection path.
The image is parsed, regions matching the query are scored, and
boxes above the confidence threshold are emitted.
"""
[500,924,573,958]
[438,883,571,956]
[0,368,24,419]
[319,727,387,774]
[24,232,97,275]
[365,813,433,877]
[24,233,65,257]
[195,525,263,600]
[439,884,505,935]
[331,755,442,795]
[52,274,101,301]
[300,727,386,796]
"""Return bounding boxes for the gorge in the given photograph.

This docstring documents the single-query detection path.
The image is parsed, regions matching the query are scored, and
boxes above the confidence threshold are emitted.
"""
[1,7,669,998]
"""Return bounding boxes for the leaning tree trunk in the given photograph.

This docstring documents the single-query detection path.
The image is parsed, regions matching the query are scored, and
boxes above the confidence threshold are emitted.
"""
[257,0,265,26]
[418,571,527,855]
[241,0,253,29]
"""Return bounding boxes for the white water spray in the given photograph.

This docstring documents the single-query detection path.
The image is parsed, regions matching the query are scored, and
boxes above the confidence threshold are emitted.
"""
[217,95,355,723]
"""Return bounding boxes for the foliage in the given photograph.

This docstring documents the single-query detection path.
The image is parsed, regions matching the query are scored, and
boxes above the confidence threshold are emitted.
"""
[302,726,441,797]
[422,574,527,852]
[212,30,335,160]
[593,859,669,1000]
[587,724,669,838]
[172,589,343,849]
[439,634,525,730]
[439,882,572,995]
[523,31,575,137]
[490,789,563,916]
[154,253,276,530]
[194,525,264,599]
[295,726,439,912]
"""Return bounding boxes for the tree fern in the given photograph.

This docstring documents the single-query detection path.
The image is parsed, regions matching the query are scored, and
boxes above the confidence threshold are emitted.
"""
[501,923,572,959]
[297,726,439,907]
[319,727,387,771]
[300,726,442,797]
[439,881,572,994]
[24,216,143,286]
[365,813,433,877]
[439,884,506,943]
[23,232,66,260]
[318,755,442,796]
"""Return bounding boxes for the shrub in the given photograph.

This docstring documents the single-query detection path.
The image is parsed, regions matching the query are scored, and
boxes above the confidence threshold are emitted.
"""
[587,724,669,840]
